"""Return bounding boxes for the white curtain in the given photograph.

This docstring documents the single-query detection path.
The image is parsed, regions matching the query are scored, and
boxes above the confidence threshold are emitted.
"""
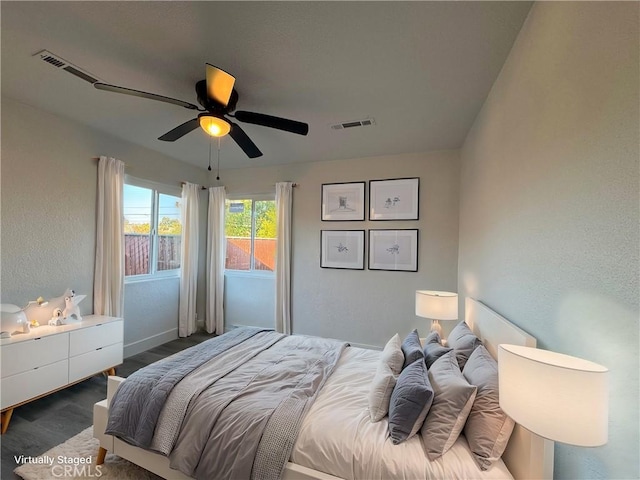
[179,183,200,337]
[206,186,226,334]
[94,156,125,317]
[275,182,293,334]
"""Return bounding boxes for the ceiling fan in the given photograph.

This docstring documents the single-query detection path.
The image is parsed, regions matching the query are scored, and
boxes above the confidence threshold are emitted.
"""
[93,64,309,158]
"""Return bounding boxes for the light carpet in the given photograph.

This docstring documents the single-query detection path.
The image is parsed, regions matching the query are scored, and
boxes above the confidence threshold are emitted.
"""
[14,427,162,480]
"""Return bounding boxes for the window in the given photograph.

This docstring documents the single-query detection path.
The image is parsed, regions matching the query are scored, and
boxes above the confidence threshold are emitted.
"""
[123,178,182,279]
[225,198,276,272]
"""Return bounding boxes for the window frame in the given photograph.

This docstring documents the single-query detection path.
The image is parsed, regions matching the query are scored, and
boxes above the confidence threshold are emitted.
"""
[124,176,182,283]
[224,194,276,276]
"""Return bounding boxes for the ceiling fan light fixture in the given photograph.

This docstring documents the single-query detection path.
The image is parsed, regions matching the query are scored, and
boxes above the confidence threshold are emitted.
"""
[199,115,231,137]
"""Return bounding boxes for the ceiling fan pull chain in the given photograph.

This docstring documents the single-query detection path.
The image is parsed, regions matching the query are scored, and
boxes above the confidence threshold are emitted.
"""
[216,137,221,181]
[208,136,212,171]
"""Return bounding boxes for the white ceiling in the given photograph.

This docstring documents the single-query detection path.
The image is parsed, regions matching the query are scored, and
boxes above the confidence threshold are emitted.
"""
[1,1,532,170]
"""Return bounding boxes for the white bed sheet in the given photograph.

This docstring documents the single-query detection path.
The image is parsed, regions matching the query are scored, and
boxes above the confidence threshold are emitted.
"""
[291,346,513,480]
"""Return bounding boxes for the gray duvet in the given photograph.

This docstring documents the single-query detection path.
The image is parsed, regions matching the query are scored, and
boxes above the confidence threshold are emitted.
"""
[106,327,347,480]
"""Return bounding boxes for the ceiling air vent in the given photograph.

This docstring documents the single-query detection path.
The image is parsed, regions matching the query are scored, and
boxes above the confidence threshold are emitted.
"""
[330,118,376,130]
[33,50,100,84]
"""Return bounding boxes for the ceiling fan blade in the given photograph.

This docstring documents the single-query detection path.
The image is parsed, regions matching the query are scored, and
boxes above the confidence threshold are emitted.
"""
[158,118,200,142]
[94,82,199,110]
[206,64,235,107]
[234,111,309,135]
[229,122,263,158]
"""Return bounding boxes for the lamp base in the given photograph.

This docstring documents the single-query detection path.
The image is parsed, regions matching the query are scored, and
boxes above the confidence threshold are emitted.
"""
[430,319,442,337]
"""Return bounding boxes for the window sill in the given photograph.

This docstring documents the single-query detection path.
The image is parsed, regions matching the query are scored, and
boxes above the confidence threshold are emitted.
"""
[125,271,180,284]
[224,270,275,279]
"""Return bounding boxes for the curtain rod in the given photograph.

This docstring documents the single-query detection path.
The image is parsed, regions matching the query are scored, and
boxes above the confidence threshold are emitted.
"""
[180,182,298,189]
[92,159,298,189]
[92,156,128,166]
[181,181,207,190]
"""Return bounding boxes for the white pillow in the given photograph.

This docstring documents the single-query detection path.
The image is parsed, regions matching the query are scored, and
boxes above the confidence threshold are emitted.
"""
[368,361,398,422]
[368,333,404,422]
[421,350,477,460]
[381,333,404,375]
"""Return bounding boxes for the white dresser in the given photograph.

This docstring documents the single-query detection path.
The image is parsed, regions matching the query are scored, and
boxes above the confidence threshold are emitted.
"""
[0,315,123,433]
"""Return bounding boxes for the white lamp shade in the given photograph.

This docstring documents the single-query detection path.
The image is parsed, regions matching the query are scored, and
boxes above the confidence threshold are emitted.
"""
[415,290,458,320]
[498,344,608,447]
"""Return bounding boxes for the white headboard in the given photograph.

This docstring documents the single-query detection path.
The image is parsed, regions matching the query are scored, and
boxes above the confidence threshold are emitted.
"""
[464,297,553,480]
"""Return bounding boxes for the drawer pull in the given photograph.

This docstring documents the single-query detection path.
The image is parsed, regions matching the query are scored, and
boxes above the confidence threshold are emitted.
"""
[96,347,103,351]
[34,338,42,341]
[96,324,102,326]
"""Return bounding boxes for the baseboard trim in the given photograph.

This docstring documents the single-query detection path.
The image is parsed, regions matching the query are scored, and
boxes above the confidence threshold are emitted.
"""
[124,328,178,358]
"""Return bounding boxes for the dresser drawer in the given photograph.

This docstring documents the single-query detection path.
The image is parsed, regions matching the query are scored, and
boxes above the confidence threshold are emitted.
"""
[1,359,69,409]
[68,342,123,383]
[69,320,123,357]
[1,333,69,378]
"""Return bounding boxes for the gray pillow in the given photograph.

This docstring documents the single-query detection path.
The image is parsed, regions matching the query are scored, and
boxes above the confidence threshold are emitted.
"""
[463,345,515,470]
[421,350,477,460]
[388,359,434,444]
[423,330,441,346]
[380,333,404,375]
[447,321,482,370]
[401,329,424,369]
[423,342,453,369]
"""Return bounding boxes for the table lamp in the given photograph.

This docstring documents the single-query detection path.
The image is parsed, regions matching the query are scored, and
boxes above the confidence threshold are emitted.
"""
[498,344,608,478]
[415,290,458,337]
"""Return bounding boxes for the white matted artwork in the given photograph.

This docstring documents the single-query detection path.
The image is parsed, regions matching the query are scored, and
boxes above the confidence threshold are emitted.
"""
[320,230,365,270]
[369,177,419,220]
[368,229,418,271]
[321,182,366,221]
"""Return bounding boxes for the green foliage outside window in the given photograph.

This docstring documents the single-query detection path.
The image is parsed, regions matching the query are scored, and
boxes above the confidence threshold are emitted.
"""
[158,217,182,235]
[225,200,276,238]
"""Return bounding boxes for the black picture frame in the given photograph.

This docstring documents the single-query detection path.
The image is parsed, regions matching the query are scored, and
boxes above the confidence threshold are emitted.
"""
[369,177,419,220]
[368,229,419,272]
[320,230,365,270]
[321,182,366,221]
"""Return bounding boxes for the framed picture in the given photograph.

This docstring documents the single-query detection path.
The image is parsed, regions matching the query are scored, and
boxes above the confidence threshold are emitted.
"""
[320,230,365,270]
[321,182,366,221]
[369,177,419,220]
[368,229,418,272]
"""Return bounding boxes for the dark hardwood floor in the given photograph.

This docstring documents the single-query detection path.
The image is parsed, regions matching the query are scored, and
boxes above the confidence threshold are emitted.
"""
[1,331,215,479]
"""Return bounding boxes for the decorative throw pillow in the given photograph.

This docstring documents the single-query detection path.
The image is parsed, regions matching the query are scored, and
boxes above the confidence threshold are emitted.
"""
[380,333,404,376]
[447,321,482,370]
[367,333,404,422]
[423,330,442,346]
[368,361,398,422]
[423,342,453,369]
[463,345,515,470]
[401,329,424,370]
[421,350,477,460]
[388,359,434,444]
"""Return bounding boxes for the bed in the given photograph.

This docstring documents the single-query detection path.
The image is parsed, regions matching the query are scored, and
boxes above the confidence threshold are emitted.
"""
[92,297,554,479]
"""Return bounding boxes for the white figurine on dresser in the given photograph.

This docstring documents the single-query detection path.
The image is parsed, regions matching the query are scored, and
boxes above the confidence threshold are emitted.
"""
[48,308,64,326]
[63,294,83,322]
[0,305,30,338]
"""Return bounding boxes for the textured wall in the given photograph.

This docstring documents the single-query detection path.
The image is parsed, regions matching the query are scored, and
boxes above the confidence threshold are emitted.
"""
[1,97,209,352]
[458,3,639,478]
[220,150,460,347]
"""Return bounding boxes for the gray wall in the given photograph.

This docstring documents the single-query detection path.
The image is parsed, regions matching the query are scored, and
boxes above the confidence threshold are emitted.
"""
[1,97,461,352]
[1,97,209,356]
[458,3,639,479]
[220,150,460,347]
[225,273,275,330]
